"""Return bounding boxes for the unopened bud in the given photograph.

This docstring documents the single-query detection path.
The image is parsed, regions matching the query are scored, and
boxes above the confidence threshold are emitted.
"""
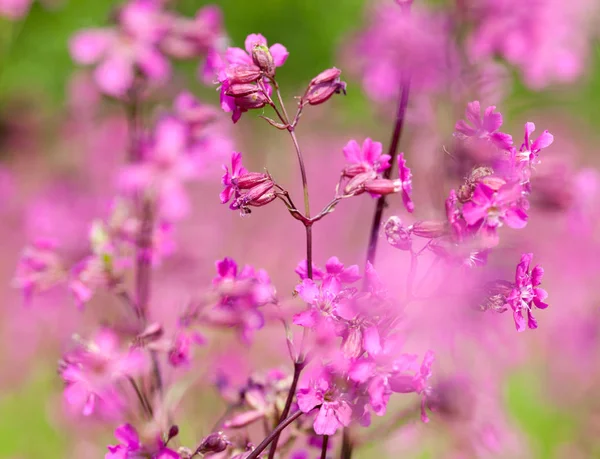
[226,65,262,84]
[410,220,448,238]
[226,83,260,98]
[384,216,412,251]
[343,163,370,178]
[252,44,275,77]
[310,67,342,85]
[235,172,270,189]
[306,79,347,106]
[196,431,229,454]
[168,425,179,441]
[344,170,377,195]
[234,181,277,213]
[364,179,401,195]
[234,92,269,110]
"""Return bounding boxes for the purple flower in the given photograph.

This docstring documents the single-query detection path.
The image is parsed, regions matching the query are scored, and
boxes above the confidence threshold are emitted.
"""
[462,182,527,246]
[293,278,339,328]
[106,423,179,459]
[342,138,391,178]
[506,253,549,332]
[220,152,248,205]
[297,371,352,436]
[168,330,206,367]
[454,101,513,151]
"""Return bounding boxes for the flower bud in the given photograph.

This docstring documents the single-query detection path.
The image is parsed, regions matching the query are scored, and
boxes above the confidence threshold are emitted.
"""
[168,425,179,440]
[343,170,377,195]
[410,220,448,238]
[310,67,342,85]
[235,172,270,189]
[384,216,412,251]
[233,181,277,213]
[342,163,370,178]
[226,83,261,97]
[364,179,401,195]
[226,65,262,84]
[252,44,275,76]
[306,79,347,106]
[196,431,229,454]
[234,92,269,110]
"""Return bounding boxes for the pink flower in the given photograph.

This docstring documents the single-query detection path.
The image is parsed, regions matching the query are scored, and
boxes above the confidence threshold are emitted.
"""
[398,152,414,212]
[60,328,148,417]
[225,33,288,74]
[342,138,391,178]
[506,253,548,332]
[220,152,248,205]
[69,0,170,97]
[12,238,65,304]
[0,0,31,19]
[516,122,554,167]
[297,371,353,436]
[106,423,179,459]
[454,101,513,151]
[293,278,339,329]
[462,182,527,246]
[119,116,196,221]
[168,329,206,367]
[389,351,435,422]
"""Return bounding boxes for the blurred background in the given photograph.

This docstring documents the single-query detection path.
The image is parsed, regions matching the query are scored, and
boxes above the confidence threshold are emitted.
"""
[1,0,600,458]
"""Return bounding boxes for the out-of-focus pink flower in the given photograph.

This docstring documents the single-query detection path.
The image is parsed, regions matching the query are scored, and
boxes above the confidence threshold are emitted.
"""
[516,122,554,168]
[462,182,527,246]
[119,116,196,221]
[60,328,148,417]
[0,0,31,19]
[389,351,435,422]
[69,0,171,96]
[466,0,598,88]
[220,151,247,205]
[397,152,414,212]
[351,3,458,101]
[167,329,206,367]
[454,101,513,151]
[506,253,548,332]
[106,423,179,458]
[342,138,391,178]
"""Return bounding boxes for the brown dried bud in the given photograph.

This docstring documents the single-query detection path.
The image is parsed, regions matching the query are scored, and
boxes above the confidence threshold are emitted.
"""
[411,220,448,238]
[252,44,275,77]
[226,65,262,84]
[226,83,260,97]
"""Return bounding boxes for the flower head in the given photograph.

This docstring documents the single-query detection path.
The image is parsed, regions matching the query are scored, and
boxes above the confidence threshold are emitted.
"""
[342,138,391,178]
[106,423,179,458]
[454,101,513,151]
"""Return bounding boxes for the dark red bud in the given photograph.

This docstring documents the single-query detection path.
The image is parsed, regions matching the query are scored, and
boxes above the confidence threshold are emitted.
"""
[226,83,260,97]
[196,431,229,455]
[252,44,275,77]
[235,92,269,110]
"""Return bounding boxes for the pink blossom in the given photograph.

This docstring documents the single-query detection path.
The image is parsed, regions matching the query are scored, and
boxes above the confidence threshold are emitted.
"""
[60,328,148,417]
[506,253,549,332]
[12,238,65,304]
[297,370,352,436]
[516,122,554,167]
[69,0,170,96]
[106,423,179,458]
[219,152,247,205]
[168,329,206,367]
[462,182,527,246]
[0,0,31,19]
[342,138,391,178]
[454,101,513,151]
[389,351,435,422]
[398,152,414,212]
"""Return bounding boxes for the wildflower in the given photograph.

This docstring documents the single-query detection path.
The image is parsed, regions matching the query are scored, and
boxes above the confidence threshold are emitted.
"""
[106,423,179,458]
[12,238,65,304]
[398,152,414,212]
[342,138,390,178]
[506,253,548,331]
[454,101,513,151]
[389,350,435,422]
[60,329,148,417]
[69,0,170,97]
[462,182,527,246]
[168,329,206,367]
[297,370,353,436]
